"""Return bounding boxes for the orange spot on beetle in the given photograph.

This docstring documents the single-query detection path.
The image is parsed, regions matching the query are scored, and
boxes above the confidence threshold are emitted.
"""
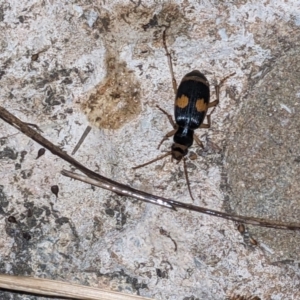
[195,98,208,112]
[176,95,189,108]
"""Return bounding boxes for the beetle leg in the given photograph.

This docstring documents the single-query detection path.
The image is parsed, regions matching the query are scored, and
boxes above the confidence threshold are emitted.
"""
[199,113,211,129]
[207,99,219,108]
[157,128,177,149]
[162,28,178,95]
[214,72,236,105]
[156,105,177,149]
[203,72,236,127]
[156,105,176,128]
[132,152,171,169]
[193,134,204,148]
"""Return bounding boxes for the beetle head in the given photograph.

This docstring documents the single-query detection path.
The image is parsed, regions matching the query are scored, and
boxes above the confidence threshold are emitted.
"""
[171,143,188,161]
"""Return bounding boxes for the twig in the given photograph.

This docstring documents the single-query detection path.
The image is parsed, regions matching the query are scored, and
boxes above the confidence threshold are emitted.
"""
[1,106,300,230]
[61,170,300,230]
[0,106,174,210]
[0,274,150,300]
[72,125,92,155]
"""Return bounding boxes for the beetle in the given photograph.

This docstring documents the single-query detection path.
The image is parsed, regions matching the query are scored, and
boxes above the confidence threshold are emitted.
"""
[133,28,235,201]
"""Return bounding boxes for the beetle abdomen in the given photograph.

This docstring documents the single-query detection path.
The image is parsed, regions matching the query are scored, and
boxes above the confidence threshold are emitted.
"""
[175,70,210,130]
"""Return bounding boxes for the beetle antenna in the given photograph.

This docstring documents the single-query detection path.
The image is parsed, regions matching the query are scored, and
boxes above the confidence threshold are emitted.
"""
[183,157,196,202]
[132,152,171,169]
[162,28,177,94]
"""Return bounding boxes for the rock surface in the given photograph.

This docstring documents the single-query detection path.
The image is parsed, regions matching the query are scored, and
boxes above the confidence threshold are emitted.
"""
[0,1,300,299]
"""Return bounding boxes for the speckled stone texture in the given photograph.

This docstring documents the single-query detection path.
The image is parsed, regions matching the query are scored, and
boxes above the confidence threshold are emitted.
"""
[224,48,300,262]
[0,1,300,300]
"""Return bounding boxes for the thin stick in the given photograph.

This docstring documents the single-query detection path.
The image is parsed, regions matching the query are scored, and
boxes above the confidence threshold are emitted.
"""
[183,157,195,202]
[72,125,92,155]
[0,106,174,210]
[61,170,300,231]
[0,274,150,300]
[1,106,300,230]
